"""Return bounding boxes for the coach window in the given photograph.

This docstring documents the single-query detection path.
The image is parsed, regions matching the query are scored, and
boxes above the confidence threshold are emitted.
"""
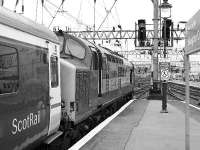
[0,45,19,94]
[106,54,110,62]
[90,47,99,70]
[102,57,107,79]
[65,38,85,59]
[92,51,98,70]
[50,56,59,88]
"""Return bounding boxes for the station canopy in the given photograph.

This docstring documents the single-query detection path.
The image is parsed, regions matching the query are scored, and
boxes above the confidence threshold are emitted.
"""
[185,10,200,55]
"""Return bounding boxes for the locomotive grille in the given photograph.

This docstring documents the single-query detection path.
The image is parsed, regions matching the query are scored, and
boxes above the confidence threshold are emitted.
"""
[75,70,90,112]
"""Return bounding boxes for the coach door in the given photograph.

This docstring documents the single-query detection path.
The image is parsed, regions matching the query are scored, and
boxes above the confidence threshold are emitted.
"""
[48,53,61,135]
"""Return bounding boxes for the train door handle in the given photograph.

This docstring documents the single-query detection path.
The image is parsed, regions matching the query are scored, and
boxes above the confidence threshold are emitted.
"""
[50,96,54,100]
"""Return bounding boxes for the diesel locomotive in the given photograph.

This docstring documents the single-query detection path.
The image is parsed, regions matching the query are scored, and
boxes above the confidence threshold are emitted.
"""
[0,7,151,150]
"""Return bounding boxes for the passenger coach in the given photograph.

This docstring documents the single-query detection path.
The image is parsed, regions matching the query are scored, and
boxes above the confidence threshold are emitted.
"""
[0,7,61,150]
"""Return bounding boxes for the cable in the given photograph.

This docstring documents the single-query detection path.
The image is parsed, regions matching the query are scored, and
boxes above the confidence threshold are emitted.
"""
[46,0,90,28]
[115,7,120,25]
[110,12,118,25]
[97,0,118,31]
[35,0,38,22]
[22,0,24,13]
[90,0,105,21]
[46,0,58,8]
[77,0,83,20]
[42,0,44,24]
[63,12,91,28]
[102,0,107,11]
[14,0,19,12]
[44,4,54,18]
[48,0,66,28]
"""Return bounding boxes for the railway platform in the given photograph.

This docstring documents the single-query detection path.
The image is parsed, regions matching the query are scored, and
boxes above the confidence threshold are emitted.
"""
[74,99,200,150]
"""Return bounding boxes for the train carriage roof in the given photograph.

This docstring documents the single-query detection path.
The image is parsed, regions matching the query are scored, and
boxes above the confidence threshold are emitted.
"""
[123,58,132,67]
[64,34,115,56]
[56,31,133,66]
[0,7,59,44]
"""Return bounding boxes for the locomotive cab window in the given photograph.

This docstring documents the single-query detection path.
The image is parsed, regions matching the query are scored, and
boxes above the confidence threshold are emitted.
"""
[0,45,19,94]
[50,56,59,88]
[65,38,85,59]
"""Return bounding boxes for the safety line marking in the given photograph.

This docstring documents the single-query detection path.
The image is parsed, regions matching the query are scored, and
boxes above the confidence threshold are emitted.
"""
[68,99,136,150]
[180,101,200,111]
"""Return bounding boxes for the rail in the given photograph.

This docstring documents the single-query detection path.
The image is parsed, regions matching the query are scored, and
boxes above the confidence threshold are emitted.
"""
[168,81,200,106]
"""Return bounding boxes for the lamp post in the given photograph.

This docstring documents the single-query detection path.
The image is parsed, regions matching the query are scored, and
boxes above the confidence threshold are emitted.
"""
[159,0,172,113]
[160,0,172,58]
[159,0,172,19]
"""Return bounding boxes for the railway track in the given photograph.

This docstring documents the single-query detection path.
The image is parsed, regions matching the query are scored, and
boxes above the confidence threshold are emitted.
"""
[168,81,200,107]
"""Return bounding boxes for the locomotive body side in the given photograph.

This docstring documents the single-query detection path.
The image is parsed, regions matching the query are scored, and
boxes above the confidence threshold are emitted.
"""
[56,32,134,127]
[98,46,133,101]
[0,7,61,150]
[56,32,92,124]
[120,58,133,96]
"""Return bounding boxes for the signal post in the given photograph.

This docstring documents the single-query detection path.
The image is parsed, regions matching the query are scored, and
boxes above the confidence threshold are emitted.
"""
[152,0,160,96]
[159,0,172,112]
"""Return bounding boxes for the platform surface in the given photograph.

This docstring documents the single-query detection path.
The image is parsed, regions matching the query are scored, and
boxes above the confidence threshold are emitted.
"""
[80,100,200,150]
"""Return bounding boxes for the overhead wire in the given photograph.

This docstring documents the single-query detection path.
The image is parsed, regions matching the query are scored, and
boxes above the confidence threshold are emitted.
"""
[41,0,44,24]
[115,6,120,25]
[76,0,83,30]
[14,0,20,12]
[85,0,106,27]
[102,0,107,11]
[102,0,114,23]
[110,11,118,26]
[43,4,54,18]
[91,0,105,21]
[46,0,90,28]
[77,0,83,21]
[35,0,38,22]
[21,0,24,13]
[48,0,65,28]
[63,11,89,27]
[97,0,118,31]
[102,0,111,23]
[46,0,58,8]
[37,0,120,30]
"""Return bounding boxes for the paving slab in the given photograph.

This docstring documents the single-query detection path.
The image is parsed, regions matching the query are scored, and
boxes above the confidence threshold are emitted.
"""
[80,100,200,150]
[125,100,200,150]
[80,99,149,150]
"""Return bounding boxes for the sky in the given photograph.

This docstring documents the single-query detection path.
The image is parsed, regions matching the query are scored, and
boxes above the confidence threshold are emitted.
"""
[2,0,200,30]
[2,0,200,62]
